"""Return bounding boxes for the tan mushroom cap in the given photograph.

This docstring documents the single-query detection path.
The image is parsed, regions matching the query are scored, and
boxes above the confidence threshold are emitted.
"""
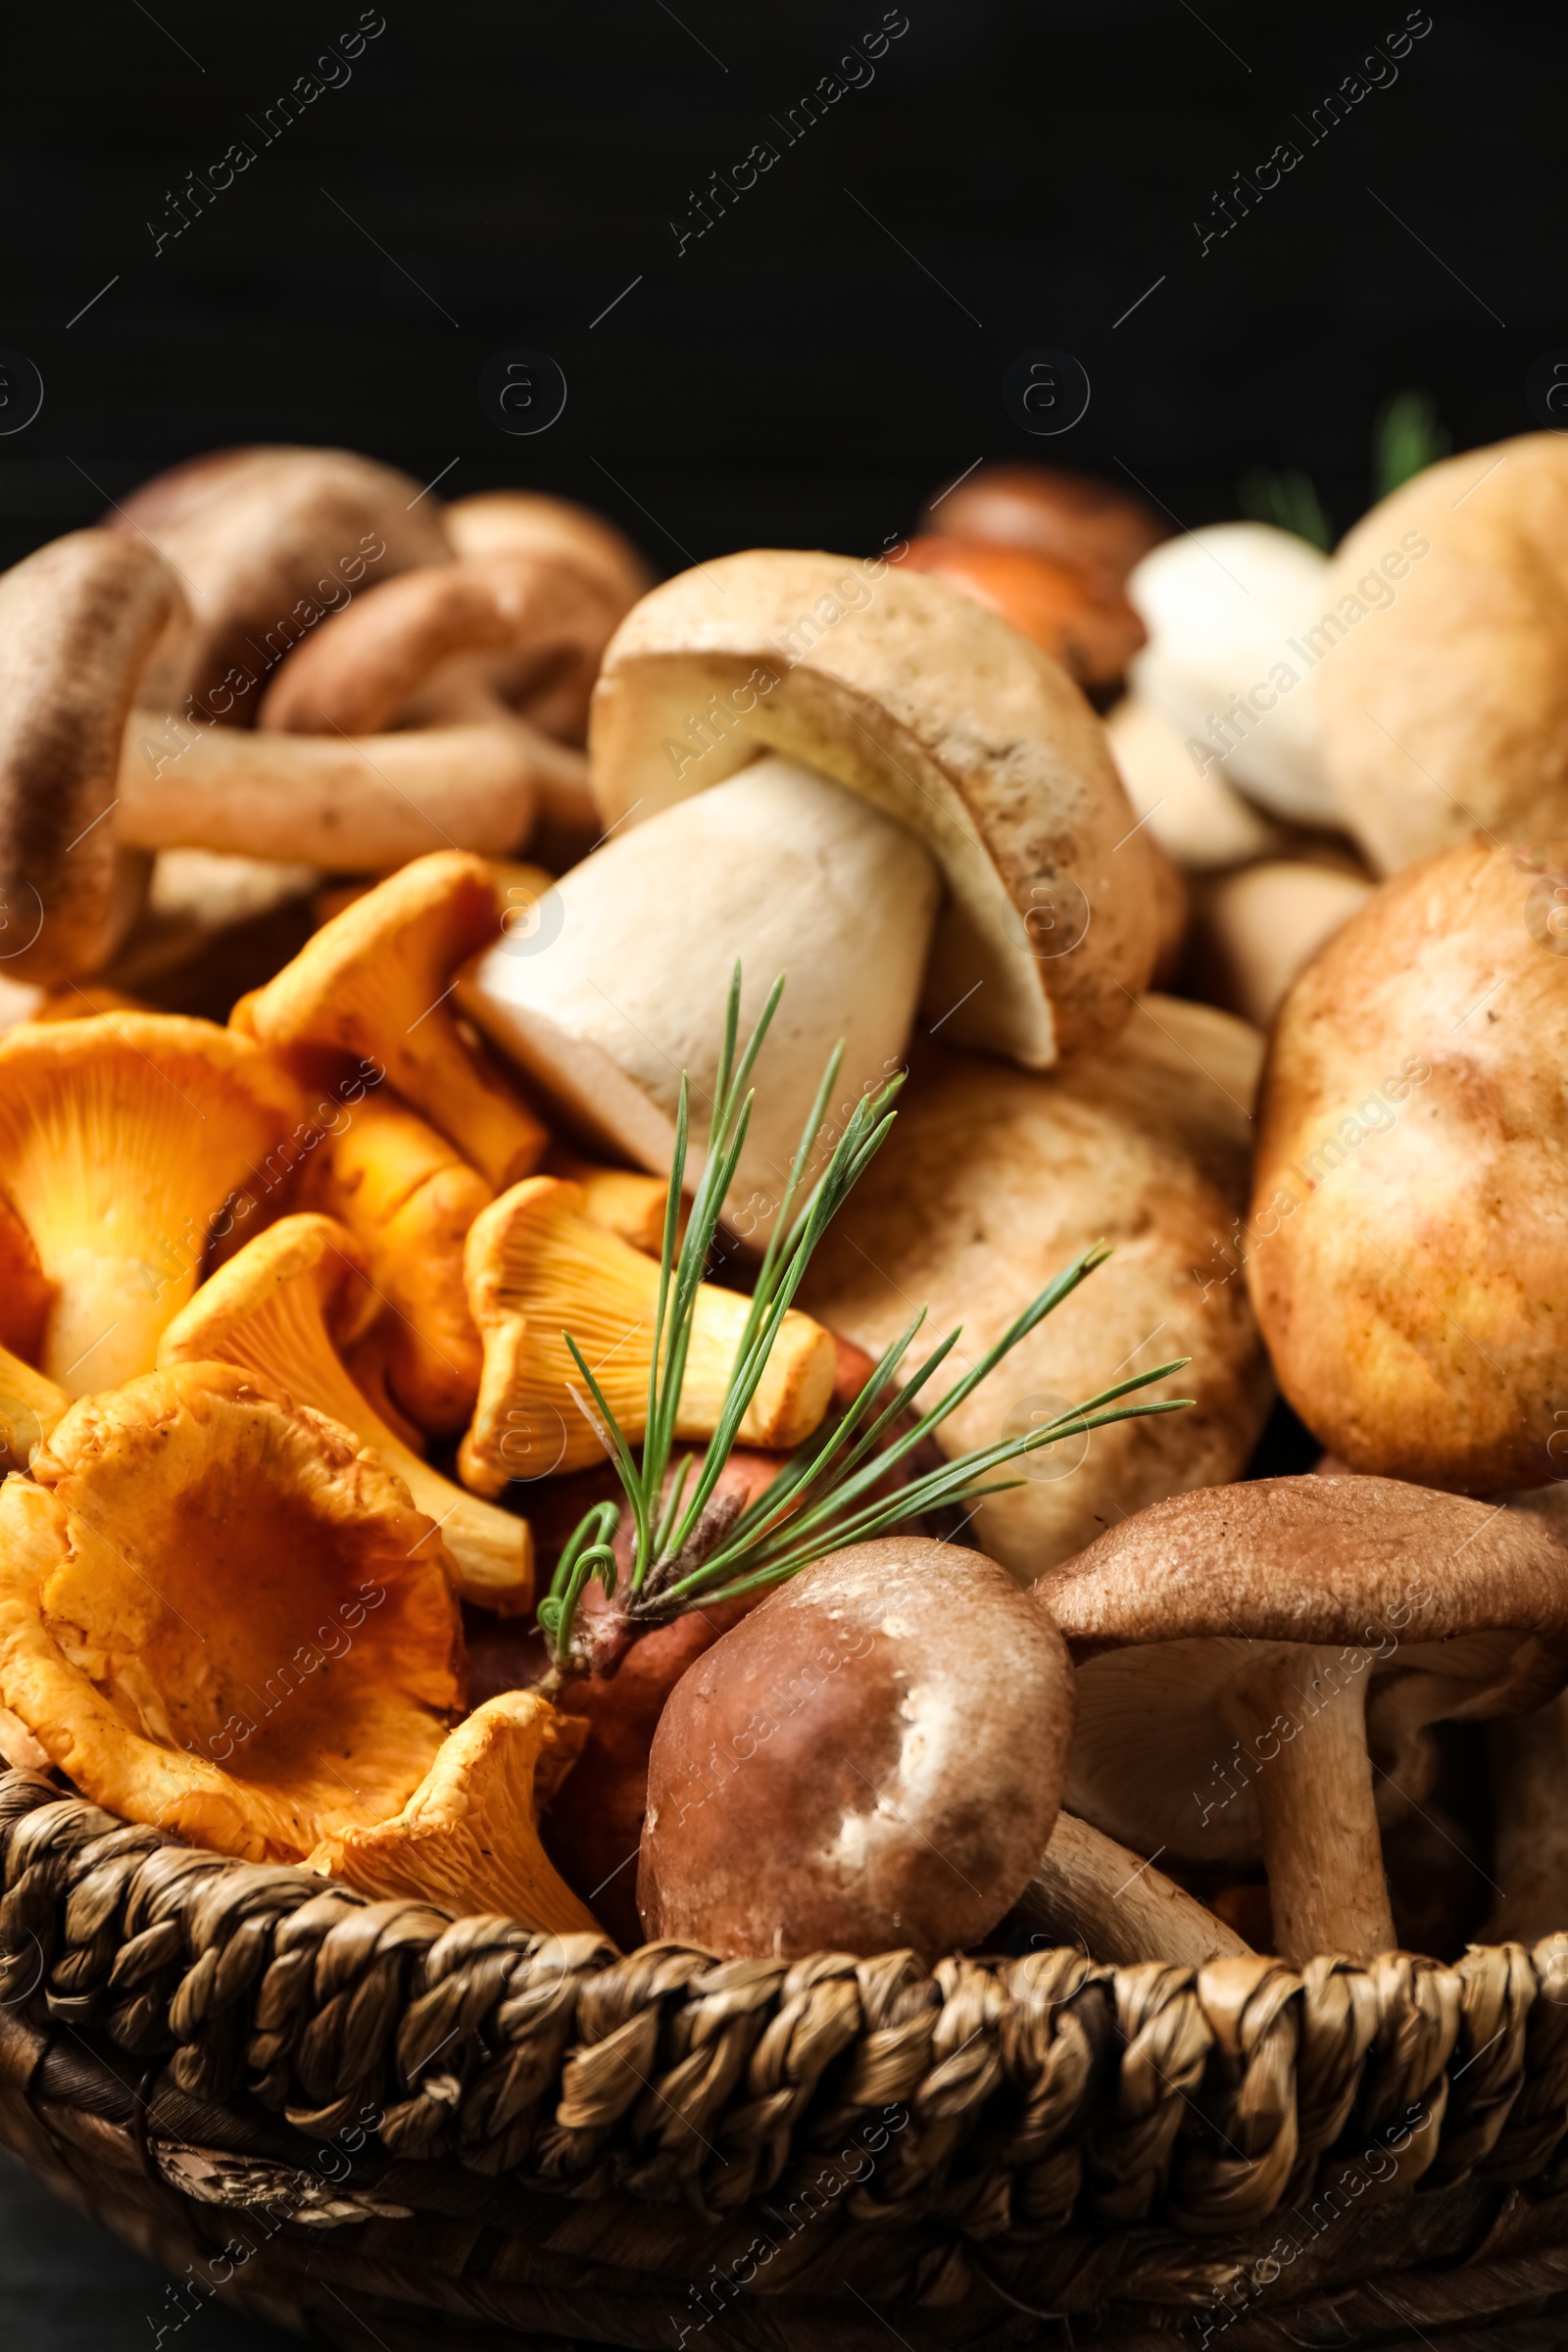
[589,549,1161,1067]
[1249,839,1568,1491]
[1317,434,1568,873]
[157,1212,533,1615]
[0,1012,302,1394]
[1187,859,1375,1030]
[1040,1475,1568,1964]
[109,444,452,720]
[0,531,182,984]
[801,997,1271,1577]
[444,489,654,614]
[241,852,548,1191]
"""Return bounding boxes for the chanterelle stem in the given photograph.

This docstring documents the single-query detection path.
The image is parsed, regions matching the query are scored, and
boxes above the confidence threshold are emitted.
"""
[1226,1643,1395,1967]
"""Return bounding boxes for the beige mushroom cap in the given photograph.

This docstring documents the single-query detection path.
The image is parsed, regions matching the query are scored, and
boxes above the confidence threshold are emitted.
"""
[800,996,1271,1577]
[1317,435,1568,873]
[1249,839,1568,1491]
[589,549,1161,1068]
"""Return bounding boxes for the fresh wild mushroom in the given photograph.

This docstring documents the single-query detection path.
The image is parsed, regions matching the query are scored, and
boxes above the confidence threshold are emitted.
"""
[1127,522,1340,826]
[459,1175,835,1487]
[584,548,1162,1067]
[542,1149,680,1257]
[157,1212,532,1614]
[460,758,940,1239]
[0,531,182,984]
[801,998,1271,1577]
[1186,858,1375,1029]
[1039,1475,1568,1965]
[897,535,1145,696]
[0,1357,464,1860]
[1105,696,1281,872]
[638,1537,1074,1961]
[240,852,549,1191]
[1017,1808,1253,1967]
[0,1342,70,1478]
[444,489,654,620]
[1316,434,1568,872]
[921,462,1168,589]
[106,444,452,722]
[308,1690,606,1936]
[1249,839,1568,1490]
[0,1012,301,1393]
[297,1089,489,1437]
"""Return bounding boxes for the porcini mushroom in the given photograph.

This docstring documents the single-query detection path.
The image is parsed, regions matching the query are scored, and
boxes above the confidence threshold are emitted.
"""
[297,1089,489,1436]
[802,998,1271,1576]
[459,1175,835,1487]
[0,531,182,984]
[1187,858,1375,1030]
[308,1690,606,1936]
[1105,696,1280,872]
[460,760,939,1236]
[897,535,1145,696]
[157,1213,532,1614]
[583,548,1162,1067]
[1316,434,1568,872]
[0,1012,301,1393]
[241,852,548,1191]
[922,462,1168,588]
[0,1358,463,1860]
[445,489,654,618]
[638,1537,1074,1961]
[1249,839,1568,1490]
[1039,1475,1568,1965]
[1127,522,1340,825]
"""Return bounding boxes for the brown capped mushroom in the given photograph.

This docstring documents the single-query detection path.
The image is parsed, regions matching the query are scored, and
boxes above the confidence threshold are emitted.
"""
[922,462,1168,589]
[638,1537,1075,1962]
[444,488,655,617]
[0,532,182,985]
[1040,1475,1568,1965]
[1317,433,1568,872]
[896,534,1145,694]
[802,998,1271,1577]
[241,852,549,1192]
[1249,839,1567,1490]
[585,548,1162,1069]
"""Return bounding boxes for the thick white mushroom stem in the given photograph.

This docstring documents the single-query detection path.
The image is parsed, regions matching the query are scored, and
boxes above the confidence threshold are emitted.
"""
[1226,1644,1394,1966]
[1017,1810,1252,1967]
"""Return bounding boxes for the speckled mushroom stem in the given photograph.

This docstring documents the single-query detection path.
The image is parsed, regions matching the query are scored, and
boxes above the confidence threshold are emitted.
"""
[1225,1643,1395,1966]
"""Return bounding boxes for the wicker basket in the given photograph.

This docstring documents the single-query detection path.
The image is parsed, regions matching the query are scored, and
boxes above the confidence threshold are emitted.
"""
[6,1766,1568,2349]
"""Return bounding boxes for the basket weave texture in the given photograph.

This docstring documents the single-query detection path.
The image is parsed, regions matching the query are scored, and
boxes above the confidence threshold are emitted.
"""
[6,1766,1568,2348]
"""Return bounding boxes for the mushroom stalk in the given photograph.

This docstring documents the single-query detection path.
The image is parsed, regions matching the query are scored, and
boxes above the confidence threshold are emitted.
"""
[1483,1693,1568,1945]
[1226,1644,1394,1965]
[1017,1809,1252,1967]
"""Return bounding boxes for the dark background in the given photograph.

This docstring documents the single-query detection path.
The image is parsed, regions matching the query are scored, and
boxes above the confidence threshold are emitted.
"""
[0,2,1552,579]
[0,3,1549,2340]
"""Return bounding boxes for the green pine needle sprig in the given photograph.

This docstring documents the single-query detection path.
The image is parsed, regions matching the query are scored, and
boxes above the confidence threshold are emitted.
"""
[536,966,1191,1680]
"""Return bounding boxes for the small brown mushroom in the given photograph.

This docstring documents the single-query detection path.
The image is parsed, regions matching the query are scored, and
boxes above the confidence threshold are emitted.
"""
[922,462,1168,589]
[0,532,182,984]
[896,534,1145,694]
[444,488,654,617]
[1040,1475,1568,1965]
[638,1537,1074,1961]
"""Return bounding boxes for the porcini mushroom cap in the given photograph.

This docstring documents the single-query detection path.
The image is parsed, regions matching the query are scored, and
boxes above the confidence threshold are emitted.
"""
[0,1357,464,1861]
[801,997,1270,1577]
[897,535,1145,691]
[158,1212,533,1614]
[1249,839,1568,1490]
[0,531,182,983]
[589,549,1161,1067]
[0,1011,302,1394]
[109,444,451,720]
[1039,1473,1568,1868]
[923,463,1168,586]
[241,852,548,1191]
[1317,435,1568,873]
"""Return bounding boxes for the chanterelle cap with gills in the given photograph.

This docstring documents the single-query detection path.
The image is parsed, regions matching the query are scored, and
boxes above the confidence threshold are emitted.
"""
[0,531,183,985]
[585,548,1162,1068]
[1038,1474,1568,1967]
